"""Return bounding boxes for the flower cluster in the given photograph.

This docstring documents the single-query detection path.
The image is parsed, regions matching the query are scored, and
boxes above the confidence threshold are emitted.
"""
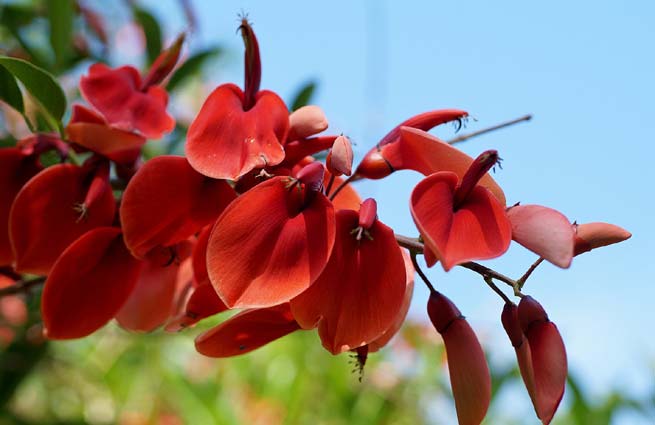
[0,19,631,425]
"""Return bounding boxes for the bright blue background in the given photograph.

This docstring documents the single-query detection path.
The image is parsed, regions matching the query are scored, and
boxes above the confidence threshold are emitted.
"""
[139,1,654,423]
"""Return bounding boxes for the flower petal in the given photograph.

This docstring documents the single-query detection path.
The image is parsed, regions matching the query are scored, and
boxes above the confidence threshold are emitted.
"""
[290,210,406,354]
[42,227,142,339]
[427,292,491,425]
[288,105,328,141]
[208,176,335,308]
[411,172,511,271]
[165,282,228,332]
[195,303,300,357]
[120,156,236,259]
[507,204,575,268]
[10,164,115,274]
[574,222,631,255]
[186,84,288,180]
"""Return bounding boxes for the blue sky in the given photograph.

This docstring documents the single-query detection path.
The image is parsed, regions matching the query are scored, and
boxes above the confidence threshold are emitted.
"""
[138,0,654,422]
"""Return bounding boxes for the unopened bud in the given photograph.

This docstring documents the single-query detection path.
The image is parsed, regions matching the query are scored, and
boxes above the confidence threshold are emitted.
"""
[326,135,353,176]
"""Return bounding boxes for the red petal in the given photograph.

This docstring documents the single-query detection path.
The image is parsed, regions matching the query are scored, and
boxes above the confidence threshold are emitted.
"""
[10,164,115,274]
[574,222,631,255]
[120,156,236,259]
[368,249,415,352]
[290,210,406,354]
[519,296,567,424]
[507,205,575,268]
[359,127,506,205]
[411,172,511,271]
[186,84,289,180]
[80,64,174,138]
[66,121,146,164]
[328,175,362,211]
[42,227,142,339]
[427,292,491,425]
[0,148,42,266]
[207,176,335,308]
[195,303,299,357]
[165,282,228,332]
[282,136,337,168]
[115,250,181,332]
[191,225,212,286]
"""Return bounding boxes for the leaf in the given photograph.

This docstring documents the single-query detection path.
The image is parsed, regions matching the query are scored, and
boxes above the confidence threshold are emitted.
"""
[0,56,66,130]
[133,7,162,65]
[46,0,74,69]
[290,80,317,111]
[167,47,223,92]
[0,64,24,114]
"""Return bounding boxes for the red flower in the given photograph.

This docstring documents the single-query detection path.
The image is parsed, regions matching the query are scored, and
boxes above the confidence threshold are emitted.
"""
[411,150,511,270]
[207,162,335,308]
[186,19,289,180]
[291,199,407,354]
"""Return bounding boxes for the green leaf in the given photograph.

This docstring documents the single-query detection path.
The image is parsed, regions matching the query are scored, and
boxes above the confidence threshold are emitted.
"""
[290,80,317,111]
[133,7,162,65]
[0,64,24,114]
[46,0,74,69]
[0,56,66,131]
[167,47,223,92]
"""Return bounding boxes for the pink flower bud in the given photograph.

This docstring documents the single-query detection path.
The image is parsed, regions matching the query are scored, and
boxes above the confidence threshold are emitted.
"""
[326,135,353,176]
[288,105,329,141]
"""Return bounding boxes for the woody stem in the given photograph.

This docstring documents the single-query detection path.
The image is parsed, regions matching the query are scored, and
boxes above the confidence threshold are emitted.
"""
[410,251,436,293]
[517,257,544,290]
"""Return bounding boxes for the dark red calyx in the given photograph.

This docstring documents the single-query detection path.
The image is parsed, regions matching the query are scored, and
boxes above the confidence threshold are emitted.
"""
[518,295,550,333]
[453,149,499,209]
[501,303,524,348]
[427,291,463,334]
[17,134,69,160]
[141,32,185,90]
[295,161,325,192]
[239,17,261,111]
[76,158,111,221]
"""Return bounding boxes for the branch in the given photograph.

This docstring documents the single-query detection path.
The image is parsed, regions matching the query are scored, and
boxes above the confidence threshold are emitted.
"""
[0,277,45,297]
[447,114,532,145]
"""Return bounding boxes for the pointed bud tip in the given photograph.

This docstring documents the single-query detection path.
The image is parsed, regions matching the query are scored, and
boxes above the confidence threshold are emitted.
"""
[358,198,378,229]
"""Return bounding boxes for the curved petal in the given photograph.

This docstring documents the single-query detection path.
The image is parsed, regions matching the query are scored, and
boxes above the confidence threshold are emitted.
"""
[291,210,406,354]
[574,222,631,255]
[358,127,506,205]
[411,172,511,271]
[115,249,181,332]
[328,175,362,211]
[507,205,575,268]
[10,164,115,274]
[165,282,228,332]
[519,296,567,424]
[368,249,415,352]
[207,176,336,308]
[120,156,236,259]
[427,292,491,425]
[0,148,42,266]
[195,303,300,357]
[42,227,142,339]
[186,84,289,180]
[288,105,328,141]
[191,225,212,286]
[80,64,174,138]
[281,136,337,168]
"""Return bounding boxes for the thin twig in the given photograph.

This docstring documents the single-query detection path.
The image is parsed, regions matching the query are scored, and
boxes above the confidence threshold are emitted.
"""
[0,277,45,297]
[484,276,512,304]
[328,174,356,201]
[517,257,544,289]
[447,114,532,145]
[410,251,436,293]
[324,174,336,197]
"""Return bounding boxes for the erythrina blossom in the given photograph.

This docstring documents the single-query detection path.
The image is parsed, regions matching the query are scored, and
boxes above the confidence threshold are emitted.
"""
[573,222,631,255]
[410,150,512,271]
[186,19,289,180]
[290,199,407,354]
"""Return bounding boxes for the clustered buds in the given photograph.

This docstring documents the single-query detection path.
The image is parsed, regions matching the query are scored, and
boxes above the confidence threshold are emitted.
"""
[0,17,632,425]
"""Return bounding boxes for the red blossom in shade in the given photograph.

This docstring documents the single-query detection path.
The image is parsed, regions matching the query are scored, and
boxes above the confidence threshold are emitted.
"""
[410,150,512,271]
[207,162,336,308]
[42,227,143,339]
[427,291,491,425]
[290,199,407,354]
[9,160,115,275]
[120,155,236,259]
[195,303,300,357]
[186,19,289,180]
[573,222,631,255]
[507,204,575,268]
[115,241,192,332]
[518,296,567,425]
[66,104,147,164]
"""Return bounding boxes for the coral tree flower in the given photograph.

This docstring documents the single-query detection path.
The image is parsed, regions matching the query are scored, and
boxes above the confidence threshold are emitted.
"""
[411,150,511,271]
[79,35,183,139]
[186,19,289,180]
[291,199,407,354]
[573,222,631,255]
[427,291,491,425]
[207,162,335,308]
